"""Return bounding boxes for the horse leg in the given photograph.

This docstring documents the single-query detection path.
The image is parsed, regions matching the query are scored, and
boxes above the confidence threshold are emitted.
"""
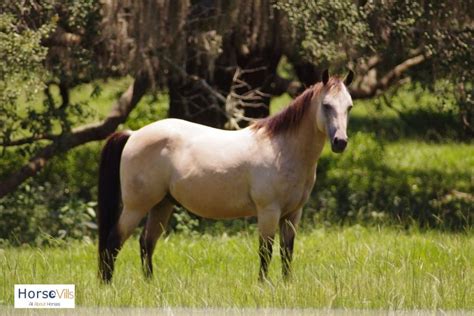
[102,205,148,282]
[279,208,302,280]
[139,199,174,278]
[257,206,280,282]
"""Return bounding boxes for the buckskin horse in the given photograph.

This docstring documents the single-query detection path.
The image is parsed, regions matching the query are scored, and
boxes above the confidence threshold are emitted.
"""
[98,70,354,282]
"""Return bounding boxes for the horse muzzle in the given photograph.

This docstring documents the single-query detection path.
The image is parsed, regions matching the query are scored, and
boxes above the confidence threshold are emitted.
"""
[330,135,348,153]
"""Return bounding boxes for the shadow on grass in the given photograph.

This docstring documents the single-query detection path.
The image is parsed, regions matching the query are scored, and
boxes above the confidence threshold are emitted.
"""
[349,109,466,142]
[309,154,473,231]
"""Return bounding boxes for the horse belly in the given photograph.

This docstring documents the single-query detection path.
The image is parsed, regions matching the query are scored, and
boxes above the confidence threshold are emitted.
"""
[170,174,256,219]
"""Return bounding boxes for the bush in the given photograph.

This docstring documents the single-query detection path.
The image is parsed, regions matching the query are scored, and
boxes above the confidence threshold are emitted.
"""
[0,182,96,246]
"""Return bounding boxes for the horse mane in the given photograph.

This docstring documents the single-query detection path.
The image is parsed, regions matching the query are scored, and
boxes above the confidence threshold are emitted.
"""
[251,77,343,136]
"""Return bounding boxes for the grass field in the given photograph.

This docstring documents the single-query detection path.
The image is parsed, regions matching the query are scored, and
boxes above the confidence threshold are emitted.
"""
[1,227,472,309]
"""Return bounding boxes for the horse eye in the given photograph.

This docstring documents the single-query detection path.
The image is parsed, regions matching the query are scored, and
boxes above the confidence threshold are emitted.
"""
[323,103,331,111]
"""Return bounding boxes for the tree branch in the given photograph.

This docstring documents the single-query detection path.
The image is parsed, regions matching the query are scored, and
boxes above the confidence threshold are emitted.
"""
[47,26,82,47]
[0,74,149,198]
[58,80,70,110]
[0,134,59,147]
[351,54,428,99]
[164,57,228,104]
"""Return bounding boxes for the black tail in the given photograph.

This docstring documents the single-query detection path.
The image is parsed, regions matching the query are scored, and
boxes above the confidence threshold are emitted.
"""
[98,131,131,281]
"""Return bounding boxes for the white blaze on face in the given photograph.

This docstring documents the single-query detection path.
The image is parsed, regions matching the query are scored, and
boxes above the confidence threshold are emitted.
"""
[319,84,353,153]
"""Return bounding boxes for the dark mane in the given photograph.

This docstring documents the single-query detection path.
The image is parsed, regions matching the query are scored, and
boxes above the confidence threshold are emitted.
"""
[251,77,342,136]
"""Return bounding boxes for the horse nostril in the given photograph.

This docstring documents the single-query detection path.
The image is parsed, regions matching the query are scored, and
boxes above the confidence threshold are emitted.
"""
[333,137,345,145]
[333,136,347,150]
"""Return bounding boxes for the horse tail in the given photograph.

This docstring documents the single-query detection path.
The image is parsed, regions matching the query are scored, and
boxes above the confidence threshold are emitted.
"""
[98,131,131,270]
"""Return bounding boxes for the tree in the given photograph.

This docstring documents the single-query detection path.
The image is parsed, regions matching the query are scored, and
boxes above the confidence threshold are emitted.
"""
[0,0,150,197]
[1,0,472,198]
[277,0,473,133]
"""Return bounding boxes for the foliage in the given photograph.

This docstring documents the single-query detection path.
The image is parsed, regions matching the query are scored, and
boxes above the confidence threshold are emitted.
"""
[276,0,474,132]
[171,207,200,236]
[1,228,472,308]
[126,93,170,130]
[0,182,96,247]
[0,142,100,246]
[0,12,54,146]
[0,0,101,159]
[276,0,473,76]
[1,0,102,83]
[275,0,370,67]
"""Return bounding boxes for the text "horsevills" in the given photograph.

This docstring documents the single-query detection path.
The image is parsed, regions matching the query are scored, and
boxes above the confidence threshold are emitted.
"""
[14,284,75,308]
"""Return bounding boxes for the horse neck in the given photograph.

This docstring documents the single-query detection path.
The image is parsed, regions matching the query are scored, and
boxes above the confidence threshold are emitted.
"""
[277,102,326,168]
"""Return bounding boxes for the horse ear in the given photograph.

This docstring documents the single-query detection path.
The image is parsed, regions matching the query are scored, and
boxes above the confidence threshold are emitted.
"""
[322,69,329,85]
[344,70,354,86]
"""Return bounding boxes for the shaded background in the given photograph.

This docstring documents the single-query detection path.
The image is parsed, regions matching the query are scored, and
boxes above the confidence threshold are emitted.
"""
[0,0,472,245]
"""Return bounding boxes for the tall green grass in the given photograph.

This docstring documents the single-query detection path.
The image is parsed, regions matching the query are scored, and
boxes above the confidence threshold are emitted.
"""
[1,227,472,309]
